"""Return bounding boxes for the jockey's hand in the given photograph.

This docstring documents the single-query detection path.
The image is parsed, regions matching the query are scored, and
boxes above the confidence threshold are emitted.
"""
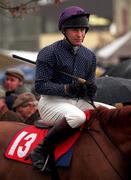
[65,82,86,98]
[64,82,97,99]
[85,83,97,99]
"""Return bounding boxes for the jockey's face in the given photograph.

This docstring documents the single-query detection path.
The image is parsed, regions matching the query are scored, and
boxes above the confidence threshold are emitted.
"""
[64,28,86,46]
[4,75,23,91]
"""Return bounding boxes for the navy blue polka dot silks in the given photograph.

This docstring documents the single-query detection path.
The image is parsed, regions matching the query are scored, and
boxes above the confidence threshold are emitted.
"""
[35,39,97,98]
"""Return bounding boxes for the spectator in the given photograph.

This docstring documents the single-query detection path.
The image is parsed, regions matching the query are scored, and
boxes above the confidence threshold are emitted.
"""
[2,68,30,110]
[13,92,40,125]
[0,88,24,122]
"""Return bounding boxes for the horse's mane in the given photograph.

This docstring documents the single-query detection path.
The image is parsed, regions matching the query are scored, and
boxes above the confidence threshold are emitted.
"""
[95,106,131,130]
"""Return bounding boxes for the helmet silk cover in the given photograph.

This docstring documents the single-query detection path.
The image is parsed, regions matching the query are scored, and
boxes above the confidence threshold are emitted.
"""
[58,6,90,31]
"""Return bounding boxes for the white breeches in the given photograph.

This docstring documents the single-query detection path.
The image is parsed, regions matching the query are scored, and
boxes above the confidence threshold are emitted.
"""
[38,95,114,128]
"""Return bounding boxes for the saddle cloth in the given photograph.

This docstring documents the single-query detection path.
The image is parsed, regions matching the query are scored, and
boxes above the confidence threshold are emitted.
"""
[5,110,90,167]
[5,125,80,167]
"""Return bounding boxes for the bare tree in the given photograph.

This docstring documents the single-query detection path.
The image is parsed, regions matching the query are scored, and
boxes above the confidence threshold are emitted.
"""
[0,0,63,17]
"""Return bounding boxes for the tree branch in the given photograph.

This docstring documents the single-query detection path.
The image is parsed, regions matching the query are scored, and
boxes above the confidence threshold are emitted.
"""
[0,0,63,17]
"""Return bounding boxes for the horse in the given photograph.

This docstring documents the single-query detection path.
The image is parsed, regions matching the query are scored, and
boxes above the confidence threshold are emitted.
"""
[0,106,131,180]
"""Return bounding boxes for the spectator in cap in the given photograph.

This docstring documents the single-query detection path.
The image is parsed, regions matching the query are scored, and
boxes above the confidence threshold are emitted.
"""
[13,92,40,125]
[5,68,24,81]
[2,68,30,110]
[0,88,24,122]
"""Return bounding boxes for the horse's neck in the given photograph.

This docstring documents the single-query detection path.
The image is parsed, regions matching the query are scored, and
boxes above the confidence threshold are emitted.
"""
[77,120,130,180]
[102,123,131,160]
[95,107,131,162]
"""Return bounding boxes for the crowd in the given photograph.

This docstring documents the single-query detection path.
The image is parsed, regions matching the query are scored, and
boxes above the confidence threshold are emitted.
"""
[0,67,41,124]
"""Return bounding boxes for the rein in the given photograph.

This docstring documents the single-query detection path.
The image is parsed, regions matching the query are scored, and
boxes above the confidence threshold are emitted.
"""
[84,113,128,180]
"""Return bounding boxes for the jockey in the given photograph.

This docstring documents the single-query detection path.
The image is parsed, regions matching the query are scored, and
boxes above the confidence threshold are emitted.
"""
[29,6,97,172]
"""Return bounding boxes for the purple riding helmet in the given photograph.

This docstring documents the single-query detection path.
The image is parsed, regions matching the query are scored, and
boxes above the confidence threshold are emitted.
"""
[58,6,90,32]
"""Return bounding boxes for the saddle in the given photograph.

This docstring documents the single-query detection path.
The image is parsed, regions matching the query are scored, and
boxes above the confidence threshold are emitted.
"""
[34,120,52,129]
[34,109,91,129]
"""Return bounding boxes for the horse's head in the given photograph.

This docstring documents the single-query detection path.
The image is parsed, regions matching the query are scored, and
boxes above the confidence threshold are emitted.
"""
[91,106,131,162]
